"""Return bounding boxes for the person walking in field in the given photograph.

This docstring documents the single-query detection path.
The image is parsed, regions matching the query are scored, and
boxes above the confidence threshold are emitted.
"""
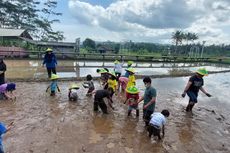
[42,48,57,78]
[181,68,211,112]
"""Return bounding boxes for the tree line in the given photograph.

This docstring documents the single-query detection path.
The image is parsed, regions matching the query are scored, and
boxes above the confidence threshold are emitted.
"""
[0,0,64,41]
[83,34,230,57]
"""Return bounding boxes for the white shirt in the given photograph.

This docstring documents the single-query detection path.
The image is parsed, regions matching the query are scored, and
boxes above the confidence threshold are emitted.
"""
[149,112,166,128]
[70,89,78,99]
[114,64,122,73]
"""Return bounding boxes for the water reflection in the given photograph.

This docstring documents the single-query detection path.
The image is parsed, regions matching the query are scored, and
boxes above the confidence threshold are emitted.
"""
[4,60,230,79]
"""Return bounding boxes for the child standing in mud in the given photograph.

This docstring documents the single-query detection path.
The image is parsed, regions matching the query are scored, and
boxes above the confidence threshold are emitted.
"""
[94,87,114,114]
[124,86,140,117]
[138,77,157,126]
[82,74,95,96]
[46,74,60,96]
[68,84,79,101]
[0,121,13,153]
[181,68,211,112]
[148,109,170,140]
[0,83,16,100]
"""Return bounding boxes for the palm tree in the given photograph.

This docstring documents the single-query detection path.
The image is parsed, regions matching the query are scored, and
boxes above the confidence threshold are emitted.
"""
[172,30,184,55]
[191,33,199,43]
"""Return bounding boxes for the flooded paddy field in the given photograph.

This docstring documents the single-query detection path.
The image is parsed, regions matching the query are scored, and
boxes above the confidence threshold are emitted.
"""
[4,60,230,79]
[1,72,230,153]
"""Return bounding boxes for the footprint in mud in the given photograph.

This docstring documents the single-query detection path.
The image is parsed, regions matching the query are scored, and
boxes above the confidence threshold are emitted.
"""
[106,142,115,149]
[89,130,103,144]
[124,147,133,153]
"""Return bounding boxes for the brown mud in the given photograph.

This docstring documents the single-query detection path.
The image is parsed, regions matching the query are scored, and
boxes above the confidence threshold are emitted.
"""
[1,74,230,153]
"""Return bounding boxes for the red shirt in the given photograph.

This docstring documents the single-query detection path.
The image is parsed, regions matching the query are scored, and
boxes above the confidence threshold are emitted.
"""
[126,93,139,106]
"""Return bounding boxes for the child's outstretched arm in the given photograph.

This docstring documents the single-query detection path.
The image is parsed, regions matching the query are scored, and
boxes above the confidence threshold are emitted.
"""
[108,97,115,110]
[68,90,71,98]
[46,86,50,92]
[124,98,128,104]
[57,85,61,92]
[6,122,14,132]
[4,92,11,100]
[200,87,211,97]
[137,96,144,104]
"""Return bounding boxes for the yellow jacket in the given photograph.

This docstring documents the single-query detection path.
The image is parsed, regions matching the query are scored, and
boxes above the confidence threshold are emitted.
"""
[126,75,136,89]
[108,79,117,91]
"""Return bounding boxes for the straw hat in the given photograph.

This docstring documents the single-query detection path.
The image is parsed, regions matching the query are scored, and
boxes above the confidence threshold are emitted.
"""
[196,68,208,76]
[50,74,59,80]
[126,86,139,94]
[69,84,80,90]
[46,48,53,52]
[125,67,135,74]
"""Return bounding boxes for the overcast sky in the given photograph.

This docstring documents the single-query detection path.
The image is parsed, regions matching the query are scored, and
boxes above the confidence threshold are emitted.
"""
[52,0,230,45]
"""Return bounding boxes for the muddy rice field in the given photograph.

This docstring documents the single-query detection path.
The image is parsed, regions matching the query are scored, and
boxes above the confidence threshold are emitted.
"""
[1,72,230,153]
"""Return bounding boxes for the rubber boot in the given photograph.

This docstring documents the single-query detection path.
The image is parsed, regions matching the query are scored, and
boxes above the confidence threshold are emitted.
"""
[128,110,132,116]
[186,104,191,112]
[136,110,139,117]
[189,104,195,112]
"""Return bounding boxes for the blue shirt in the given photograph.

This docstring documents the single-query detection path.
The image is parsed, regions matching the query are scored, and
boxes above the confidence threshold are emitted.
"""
[123,66,132,78]
[51,81,58,92]
[43,53,57,68]
[0,122,7,145]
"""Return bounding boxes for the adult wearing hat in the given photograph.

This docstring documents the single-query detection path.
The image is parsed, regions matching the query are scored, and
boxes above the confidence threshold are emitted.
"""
[42,48,57,78]
[181,68,212,112]
[0,58,6,85]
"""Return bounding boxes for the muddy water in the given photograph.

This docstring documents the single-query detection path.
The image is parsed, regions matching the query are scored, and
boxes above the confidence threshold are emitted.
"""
[4,60,230,79]
[0,72,230,153]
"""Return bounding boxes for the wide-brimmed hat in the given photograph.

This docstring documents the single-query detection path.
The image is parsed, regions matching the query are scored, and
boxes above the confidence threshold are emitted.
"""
[125,67,135,74]
[97,68,108,74]
[114,60,120,64]
[46,48,53,52]
[69,84,80,90]
[50,74,59,80]
[6,83,16,91]
[126,86,139,94]
[108,71,116,77]
[196,68,208,76]
[127,61,133,65]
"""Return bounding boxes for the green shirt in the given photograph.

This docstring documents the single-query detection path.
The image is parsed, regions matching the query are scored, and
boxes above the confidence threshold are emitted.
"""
[144,86,156,111]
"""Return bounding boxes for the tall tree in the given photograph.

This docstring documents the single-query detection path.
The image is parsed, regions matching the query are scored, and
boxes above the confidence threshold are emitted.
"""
[83,38,96,50]
[172,30,184,54]
[0,0,64,41]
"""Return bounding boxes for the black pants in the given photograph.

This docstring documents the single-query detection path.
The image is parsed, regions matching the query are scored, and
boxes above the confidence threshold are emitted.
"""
[147,124,161,139]
[94,99,108,114]
[50,90,55,96]
[47,67,56,78]
[115,72,121,81]
[0,74,5,85]
[143,109,153,126]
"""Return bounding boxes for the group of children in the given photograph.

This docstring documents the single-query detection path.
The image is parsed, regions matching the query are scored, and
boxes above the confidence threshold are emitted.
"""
[43,60,169,140]
[0,59,213,152]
